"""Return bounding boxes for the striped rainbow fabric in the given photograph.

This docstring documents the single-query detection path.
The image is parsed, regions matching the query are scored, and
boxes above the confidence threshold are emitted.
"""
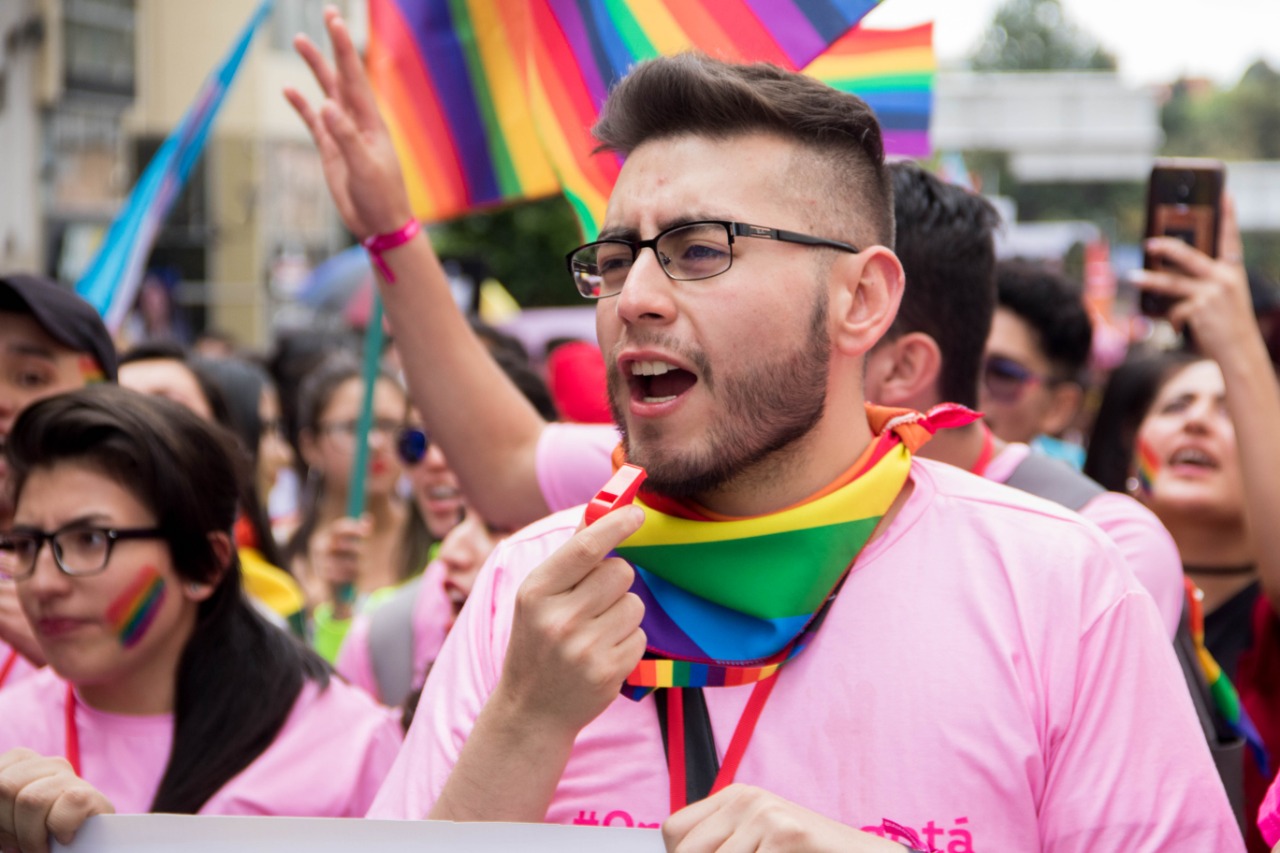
[367,1,934,237]
[615,438,911,698]
[806,22,933,158]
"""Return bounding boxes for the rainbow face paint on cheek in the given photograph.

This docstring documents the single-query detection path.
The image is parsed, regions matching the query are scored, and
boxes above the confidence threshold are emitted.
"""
[1136,439,1161,495]
[105,566,167,649]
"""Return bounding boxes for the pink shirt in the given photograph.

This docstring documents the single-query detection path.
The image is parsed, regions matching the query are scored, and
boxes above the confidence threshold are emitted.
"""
[0,667,403,817]
[985,443,1184,638]
[535,422,619,513]
[337,559,454,705]
[370,459,1239,850]
[0,640,39,691]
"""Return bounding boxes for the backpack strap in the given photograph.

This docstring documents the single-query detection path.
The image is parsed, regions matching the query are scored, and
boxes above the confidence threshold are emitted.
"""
[1003,451,1104,511]
[368,576,424,707]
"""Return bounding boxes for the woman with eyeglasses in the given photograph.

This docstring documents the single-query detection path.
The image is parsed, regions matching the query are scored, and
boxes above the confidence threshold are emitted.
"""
[1084,199,1280,851]
[285,353,432,661]
[336,351,559,709]
[0,386,402,853]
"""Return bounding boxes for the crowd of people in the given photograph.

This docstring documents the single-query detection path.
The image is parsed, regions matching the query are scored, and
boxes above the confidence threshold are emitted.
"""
[1,7,1279,852]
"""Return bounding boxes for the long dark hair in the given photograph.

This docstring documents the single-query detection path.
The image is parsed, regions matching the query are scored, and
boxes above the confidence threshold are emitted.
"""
[196,355,286,568]
[6,386,329,814]
[1084,350,1203,492]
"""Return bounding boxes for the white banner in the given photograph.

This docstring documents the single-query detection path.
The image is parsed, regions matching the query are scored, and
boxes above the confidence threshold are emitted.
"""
[53,814,665,852]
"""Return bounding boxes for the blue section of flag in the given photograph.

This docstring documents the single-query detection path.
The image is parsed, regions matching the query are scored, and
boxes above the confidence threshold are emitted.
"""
[635,564,811,663]
[75,0,273,332]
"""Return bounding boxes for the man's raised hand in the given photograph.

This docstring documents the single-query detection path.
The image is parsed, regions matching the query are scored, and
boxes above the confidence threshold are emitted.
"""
[284,6,412,240]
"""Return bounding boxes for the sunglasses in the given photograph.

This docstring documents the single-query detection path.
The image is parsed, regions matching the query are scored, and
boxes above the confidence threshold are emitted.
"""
[397,427,428,465]
[982,356,1047,405]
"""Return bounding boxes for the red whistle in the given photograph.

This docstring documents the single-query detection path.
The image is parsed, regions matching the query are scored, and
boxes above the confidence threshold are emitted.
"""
[583,464,647,526]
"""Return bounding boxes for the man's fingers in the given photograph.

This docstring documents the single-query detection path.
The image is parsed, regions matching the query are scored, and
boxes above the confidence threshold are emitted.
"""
[664,786,734,850]
[293,33,339,100]
[531,505,645,596]
[320,100,366,166]
[324,12,384,132]
[571,557,635,616]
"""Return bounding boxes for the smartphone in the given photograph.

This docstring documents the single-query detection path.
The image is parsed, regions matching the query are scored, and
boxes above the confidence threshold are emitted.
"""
[1140,158,1225,317]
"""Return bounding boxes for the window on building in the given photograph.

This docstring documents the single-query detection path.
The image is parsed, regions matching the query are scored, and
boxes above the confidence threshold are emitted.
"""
[63,0,136,97]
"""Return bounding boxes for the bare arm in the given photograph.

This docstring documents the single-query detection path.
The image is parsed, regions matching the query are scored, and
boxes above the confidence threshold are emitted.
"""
[1138,195,1280,612]
[285,9,553,530]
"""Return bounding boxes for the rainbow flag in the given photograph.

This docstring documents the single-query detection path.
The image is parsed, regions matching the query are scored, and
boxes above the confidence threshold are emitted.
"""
[806,23,933,158]
[76,0,273,332]
[368,1,935,237]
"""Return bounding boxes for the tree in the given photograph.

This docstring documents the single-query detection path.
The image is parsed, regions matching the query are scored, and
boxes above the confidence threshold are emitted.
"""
[431,194,585,308]
[1162,60,1280,160]
[971,0,1117,72]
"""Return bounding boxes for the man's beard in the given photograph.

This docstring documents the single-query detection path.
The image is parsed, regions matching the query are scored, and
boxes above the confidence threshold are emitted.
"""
[608,291,831,500]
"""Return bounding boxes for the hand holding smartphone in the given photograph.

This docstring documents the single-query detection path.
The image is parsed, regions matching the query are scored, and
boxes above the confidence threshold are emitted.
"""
[1140,158,1225,317]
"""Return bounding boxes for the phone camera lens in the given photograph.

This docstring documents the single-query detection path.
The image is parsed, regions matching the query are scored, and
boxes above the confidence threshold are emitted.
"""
[1175,172,1194,201]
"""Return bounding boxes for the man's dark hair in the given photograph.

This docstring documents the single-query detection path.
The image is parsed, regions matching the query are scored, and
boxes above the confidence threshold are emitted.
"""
[996,261,1093,383]
[592,53,893,249]
[885,162,1001,409]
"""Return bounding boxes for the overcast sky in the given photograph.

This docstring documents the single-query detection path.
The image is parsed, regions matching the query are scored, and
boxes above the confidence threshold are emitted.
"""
[862,0,1280,87]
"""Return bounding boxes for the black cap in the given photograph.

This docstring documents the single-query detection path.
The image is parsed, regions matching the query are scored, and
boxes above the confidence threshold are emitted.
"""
[0,274,118,381]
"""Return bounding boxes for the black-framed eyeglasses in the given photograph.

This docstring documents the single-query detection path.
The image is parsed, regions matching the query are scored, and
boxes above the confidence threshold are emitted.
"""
[982,355,1051,405]
[566,220,861,299]
[0,524,167,581]
[397,427,428,465]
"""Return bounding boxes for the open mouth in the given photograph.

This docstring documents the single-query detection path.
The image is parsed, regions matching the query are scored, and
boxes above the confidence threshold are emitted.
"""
[627,359,697,405]
[1169,447,1219,470]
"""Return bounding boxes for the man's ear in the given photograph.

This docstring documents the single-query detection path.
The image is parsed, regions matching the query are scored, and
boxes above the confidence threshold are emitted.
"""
[831,246,905,358]
[865,332,943,409]
[1042,381,1085,437]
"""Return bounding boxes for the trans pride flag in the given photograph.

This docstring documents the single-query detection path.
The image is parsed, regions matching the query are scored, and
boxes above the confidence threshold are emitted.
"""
[368,1,933,237]
[76,0,273,332]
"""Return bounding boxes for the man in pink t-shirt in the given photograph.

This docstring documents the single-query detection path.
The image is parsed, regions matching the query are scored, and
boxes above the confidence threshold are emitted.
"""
[292,20,1236,851]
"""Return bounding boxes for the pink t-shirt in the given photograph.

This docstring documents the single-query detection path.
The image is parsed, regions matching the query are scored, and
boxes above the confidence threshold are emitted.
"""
[0,640,39,691]
[0,667,403,817]
[985,443,1184,638]
[369,459,1239,850]
[337,559,454,705]
[537,427,1185,639]
[535,422,619,513]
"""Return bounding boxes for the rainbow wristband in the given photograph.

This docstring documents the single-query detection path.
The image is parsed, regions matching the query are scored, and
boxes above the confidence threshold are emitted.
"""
[362,218,420,284]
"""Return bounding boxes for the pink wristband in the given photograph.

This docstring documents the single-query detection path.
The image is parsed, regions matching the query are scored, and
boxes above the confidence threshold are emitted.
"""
[362,218,420,284]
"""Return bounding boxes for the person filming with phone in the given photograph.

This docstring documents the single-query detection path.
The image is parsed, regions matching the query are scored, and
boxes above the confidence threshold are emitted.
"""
[1086,185,1280,851]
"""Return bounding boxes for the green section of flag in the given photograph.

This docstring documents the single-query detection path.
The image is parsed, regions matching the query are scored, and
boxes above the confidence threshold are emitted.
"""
[617,517,880,620]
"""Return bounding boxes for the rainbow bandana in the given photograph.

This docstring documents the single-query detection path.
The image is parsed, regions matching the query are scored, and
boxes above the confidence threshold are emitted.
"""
[615,404,975,701]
